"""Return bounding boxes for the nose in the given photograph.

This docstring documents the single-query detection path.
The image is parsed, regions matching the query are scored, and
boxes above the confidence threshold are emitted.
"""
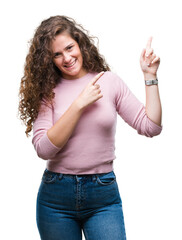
[63,52,71,63]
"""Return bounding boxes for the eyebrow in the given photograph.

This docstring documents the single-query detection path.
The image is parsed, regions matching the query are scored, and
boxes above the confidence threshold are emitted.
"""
[53,43,74,55]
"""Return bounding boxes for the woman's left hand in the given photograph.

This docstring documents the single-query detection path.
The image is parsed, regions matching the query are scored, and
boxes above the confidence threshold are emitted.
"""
[140,37,160,79]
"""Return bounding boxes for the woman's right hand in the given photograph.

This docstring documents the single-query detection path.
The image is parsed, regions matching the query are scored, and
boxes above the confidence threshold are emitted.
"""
[75,72,104,110]
[45,72,104,150]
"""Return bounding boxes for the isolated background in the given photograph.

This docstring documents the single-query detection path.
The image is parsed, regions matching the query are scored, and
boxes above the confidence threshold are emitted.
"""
[1,0,181,239]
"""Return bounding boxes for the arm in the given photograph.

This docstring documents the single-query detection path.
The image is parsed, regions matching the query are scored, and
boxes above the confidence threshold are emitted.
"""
[114,37,162,137]
[47,72,104,148]
[32,72,104,159]
[140,37,162,127]
[115,74,162,138]
[46,100,84,148]
[145,80,162,126]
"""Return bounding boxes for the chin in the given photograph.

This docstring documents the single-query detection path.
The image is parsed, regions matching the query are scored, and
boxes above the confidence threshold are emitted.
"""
[64,67,83,79]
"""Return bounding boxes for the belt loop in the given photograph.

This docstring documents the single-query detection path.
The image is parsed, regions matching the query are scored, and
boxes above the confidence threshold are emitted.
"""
[76,175,83,183]
[76,175,79,183]
[92,174,97,182]
[59,173,63,180]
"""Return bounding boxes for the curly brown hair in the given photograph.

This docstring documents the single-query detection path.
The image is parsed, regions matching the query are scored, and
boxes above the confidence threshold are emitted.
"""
[18,15,110,137]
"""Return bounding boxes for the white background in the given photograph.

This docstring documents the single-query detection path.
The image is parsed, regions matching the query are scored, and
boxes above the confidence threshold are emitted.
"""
[1,0,182,239]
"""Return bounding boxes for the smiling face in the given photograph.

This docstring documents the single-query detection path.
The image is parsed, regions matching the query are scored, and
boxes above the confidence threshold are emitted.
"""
[51,32,87,80]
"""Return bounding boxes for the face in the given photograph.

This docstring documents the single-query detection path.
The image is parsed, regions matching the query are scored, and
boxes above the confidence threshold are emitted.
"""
[51,32,87,80]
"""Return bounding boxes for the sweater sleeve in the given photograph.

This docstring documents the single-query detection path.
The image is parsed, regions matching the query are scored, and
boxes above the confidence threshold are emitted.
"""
[114,74,162,137]
[32,102,62,160]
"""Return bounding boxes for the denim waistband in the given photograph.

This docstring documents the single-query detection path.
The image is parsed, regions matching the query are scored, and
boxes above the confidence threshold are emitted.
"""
[44,168,114,179]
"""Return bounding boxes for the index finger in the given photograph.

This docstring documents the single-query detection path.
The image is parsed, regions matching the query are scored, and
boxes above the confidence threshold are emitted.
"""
[146,36,153,49]
[91,71,105,85]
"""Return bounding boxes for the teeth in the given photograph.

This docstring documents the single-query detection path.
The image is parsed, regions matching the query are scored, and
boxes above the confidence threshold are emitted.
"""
[65,60,76,68]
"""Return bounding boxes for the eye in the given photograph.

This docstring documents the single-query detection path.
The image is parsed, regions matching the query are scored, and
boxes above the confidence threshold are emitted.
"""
[67,45,73,51]
[54,52,62,58]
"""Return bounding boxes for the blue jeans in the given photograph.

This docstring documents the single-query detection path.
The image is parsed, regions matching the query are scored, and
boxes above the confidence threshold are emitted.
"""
[36,169,127,240]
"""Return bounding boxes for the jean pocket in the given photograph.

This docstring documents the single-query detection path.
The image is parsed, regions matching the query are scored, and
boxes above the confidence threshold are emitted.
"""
[42,170,58,184]
[96,171,116,186]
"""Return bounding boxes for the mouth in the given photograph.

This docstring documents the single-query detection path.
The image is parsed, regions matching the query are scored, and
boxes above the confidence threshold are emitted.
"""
[64,59,77,69]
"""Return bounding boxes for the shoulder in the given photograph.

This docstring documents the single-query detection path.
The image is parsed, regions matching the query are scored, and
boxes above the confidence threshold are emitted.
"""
[103,71,122,80]
[103,71,118,78]
[101,71,125,86]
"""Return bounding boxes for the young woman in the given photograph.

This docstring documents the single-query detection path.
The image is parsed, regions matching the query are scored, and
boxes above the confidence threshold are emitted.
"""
[18,15,162,240]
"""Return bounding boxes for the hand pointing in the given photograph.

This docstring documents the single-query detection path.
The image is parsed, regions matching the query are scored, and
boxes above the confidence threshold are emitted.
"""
[75,71,104,110]
[140,37,160,78]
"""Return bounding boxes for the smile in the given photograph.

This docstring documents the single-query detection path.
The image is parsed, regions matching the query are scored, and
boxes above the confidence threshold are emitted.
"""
[64,59,77,68]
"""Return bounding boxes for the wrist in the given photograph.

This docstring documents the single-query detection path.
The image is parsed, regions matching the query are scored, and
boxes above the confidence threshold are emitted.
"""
[145,79,158,86]
[143,73,157,81]
[73,98,85,112]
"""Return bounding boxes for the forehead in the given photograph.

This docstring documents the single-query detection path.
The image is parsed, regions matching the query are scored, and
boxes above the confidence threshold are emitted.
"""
[51,32,76,52]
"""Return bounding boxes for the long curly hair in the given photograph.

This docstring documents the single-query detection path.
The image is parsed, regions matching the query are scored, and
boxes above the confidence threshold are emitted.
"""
[18,15,110,137]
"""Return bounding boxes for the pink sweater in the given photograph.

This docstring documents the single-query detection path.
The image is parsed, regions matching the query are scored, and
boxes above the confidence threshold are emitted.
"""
[32,71,162,174]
